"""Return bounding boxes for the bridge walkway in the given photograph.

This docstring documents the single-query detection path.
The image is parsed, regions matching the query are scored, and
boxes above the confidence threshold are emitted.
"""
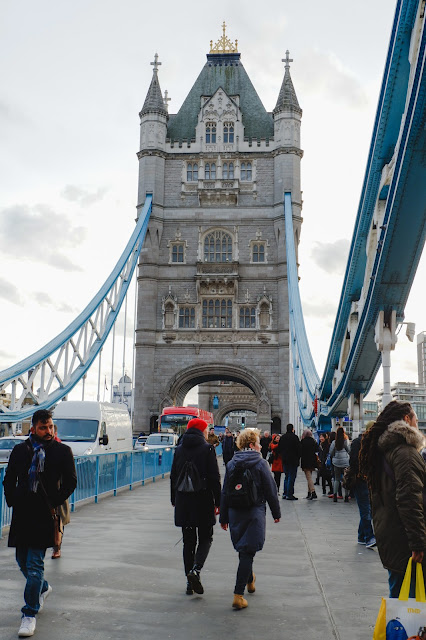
[0,470,385,640]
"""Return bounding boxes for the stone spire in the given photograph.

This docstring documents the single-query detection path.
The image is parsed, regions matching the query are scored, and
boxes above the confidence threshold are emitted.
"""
[140,53,168,118]
[273,50,302,115]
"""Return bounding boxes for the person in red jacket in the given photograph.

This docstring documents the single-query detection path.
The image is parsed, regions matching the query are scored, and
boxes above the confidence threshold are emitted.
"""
[269,434,283,492]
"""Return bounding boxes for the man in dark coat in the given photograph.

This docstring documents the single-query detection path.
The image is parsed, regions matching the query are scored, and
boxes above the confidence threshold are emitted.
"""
[222,427,236,465]
[170,417,221,596]
[259,430,272,459]
[3,409,77,638]
[276,423,301,500]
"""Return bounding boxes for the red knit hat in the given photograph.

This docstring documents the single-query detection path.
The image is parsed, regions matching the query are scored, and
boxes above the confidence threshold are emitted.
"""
[187,418,208,432]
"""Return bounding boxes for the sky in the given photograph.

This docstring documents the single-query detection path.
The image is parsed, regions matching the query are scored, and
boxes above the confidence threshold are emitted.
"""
[1,0,425,409]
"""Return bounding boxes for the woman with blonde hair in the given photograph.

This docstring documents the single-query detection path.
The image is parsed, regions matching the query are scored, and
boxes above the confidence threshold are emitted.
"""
[300,428,319,500]
[220,428,281,610]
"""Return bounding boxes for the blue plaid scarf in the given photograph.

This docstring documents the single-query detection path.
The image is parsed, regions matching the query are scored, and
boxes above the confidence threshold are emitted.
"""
[28,434,46,493]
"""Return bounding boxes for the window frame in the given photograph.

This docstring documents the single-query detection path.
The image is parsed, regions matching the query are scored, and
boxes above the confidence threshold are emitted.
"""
[202,298,233,329]
[203,229,233,263]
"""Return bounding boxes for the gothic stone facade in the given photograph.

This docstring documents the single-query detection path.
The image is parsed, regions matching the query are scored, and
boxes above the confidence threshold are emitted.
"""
[133,47,302,432]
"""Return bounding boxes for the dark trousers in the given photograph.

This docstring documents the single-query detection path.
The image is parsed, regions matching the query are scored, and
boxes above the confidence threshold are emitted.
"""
[234,550,255,595]
[353,480,374,543]
[182,525,213,575]
[388,566,424,598]
[273,471,282,491]
[283,463,298,497]
[321,472,333,494]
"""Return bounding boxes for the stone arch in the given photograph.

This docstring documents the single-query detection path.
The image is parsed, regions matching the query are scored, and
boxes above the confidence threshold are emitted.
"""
[161,363,271,429]
[215,402,257,426]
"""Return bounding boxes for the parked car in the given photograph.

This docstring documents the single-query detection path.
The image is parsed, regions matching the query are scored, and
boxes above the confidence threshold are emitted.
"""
[134,435,148,450]
[0,435,27,463]
[141,432,179,451]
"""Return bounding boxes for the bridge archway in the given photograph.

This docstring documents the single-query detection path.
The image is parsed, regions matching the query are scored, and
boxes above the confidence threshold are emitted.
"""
[161,363,272,430]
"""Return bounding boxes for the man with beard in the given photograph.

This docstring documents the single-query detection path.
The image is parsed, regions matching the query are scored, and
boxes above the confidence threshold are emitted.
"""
[3,409,77,637]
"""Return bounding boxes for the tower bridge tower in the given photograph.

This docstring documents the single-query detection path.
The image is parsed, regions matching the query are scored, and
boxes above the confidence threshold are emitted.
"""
[134,27,303,433]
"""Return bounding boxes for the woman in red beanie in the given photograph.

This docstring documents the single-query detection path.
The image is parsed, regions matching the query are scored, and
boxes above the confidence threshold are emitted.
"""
[170,418,221,595]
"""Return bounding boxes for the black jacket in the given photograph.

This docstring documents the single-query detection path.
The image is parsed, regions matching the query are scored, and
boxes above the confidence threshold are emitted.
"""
[276,431,301,466]
[300,436,319,470]
[260,435,272,459]
[222,434,236,463]
[3,437,77,548]
[170,428,221,528]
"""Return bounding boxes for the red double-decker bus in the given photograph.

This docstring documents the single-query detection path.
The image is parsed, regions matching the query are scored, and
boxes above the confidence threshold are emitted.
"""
[159,406,214,435]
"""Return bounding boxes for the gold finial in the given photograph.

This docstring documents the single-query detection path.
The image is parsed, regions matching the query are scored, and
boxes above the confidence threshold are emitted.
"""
[209,21,238,54]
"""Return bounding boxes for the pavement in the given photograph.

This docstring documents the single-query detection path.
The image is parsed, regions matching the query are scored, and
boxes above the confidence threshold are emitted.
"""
[0,467,385,640]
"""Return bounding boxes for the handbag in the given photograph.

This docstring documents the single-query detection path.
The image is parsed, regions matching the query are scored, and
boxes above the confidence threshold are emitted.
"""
[373,558,426,639]
[315,453,321,469]
[52,509,64,547]
[342,467,356,490]
[325,453,332,469]
[267,450,274,465]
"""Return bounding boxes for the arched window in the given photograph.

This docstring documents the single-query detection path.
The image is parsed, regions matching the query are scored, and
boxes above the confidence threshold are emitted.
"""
[252,244,265,263]
[179,307,195,328]
[223,122,234,143]
[187,163,198,181]
[239,306,256,329]
[206,123,216,144]
[203,230,233,262]
[202,299,232,328]
[205,163,216,180]
[241,162,252,181]
[222,162,234,179]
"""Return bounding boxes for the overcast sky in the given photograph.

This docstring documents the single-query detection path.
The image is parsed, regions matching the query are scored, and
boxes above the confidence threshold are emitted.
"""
[1,0,424,408]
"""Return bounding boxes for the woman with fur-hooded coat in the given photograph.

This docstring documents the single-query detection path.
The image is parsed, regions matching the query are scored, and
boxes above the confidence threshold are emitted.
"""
[359,400,426,597]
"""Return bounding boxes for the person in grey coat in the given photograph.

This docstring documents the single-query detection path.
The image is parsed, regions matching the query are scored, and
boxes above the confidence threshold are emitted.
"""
[329,426,350,502]
[220,428,281,610]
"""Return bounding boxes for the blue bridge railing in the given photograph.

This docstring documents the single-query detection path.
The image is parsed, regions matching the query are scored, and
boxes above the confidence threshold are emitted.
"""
[0,447,174,538]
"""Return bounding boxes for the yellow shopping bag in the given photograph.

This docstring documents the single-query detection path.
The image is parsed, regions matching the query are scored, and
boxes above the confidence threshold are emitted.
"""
[373,559,426,639]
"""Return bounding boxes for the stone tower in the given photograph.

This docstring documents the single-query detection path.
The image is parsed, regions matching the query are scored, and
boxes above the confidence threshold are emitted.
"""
[134,28,303,433]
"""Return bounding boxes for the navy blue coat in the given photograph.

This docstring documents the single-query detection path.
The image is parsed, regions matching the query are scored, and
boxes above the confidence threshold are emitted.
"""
[170,428,221,528]
[220,450,281,553]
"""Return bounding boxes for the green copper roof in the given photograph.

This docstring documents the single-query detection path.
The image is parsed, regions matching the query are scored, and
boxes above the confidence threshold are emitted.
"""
[167,53,273,142]
[140,70,167,117]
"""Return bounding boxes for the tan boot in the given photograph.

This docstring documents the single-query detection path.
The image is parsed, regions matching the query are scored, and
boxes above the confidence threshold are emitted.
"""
[247,573,256,593]
[232,594,248,609]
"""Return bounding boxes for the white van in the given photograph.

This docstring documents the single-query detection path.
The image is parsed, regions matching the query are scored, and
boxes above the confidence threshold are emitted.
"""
[53,401,133,456]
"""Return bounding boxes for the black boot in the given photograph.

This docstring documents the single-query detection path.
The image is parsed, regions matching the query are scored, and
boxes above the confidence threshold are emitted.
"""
[305,492,311,499]
[333,495,338,503]
[309,491,317,500]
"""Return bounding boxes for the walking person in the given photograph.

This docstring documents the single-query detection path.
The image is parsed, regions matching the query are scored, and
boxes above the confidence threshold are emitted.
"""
[269,434,283,492]
[329,426,350,503]
[3,409,77,638]
[259,430,272,459]
[277,423,301,500]
[222,427,236,466]
[349,423,376,548]
[220,428,280,609]
[318,433,333,496]
[170,418,221,596]
[359,400,426,598]
[51,423,71,559]
[300,428,319,500]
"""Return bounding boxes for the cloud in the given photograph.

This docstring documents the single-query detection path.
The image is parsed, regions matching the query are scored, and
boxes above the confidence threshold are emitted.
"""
[301,300,337,319]
[0,277,23,305]
[32,291,78,314]
[0,204,86,271]
[61,185,108,207]
[311,238,350,274]
[298,49,368,108]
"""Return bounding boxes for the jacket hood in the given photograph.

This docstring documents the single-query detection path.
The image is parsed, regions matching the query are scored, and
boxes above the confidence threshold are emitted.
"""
[232,449,262,469]
[180,428,207,449]
[378,420,425,453]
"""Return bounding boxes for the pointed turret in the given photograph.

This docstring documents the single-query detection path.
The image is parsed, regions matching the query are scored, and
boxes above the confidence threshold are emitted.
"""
[140,53,168,117]
[273,50,302,115]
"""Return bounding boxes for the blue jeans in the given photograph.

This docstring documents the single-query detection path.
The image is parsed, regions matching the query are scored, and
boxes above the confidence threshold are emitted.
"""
[388,567,421,598]
[283,464,298,497]
[16,547,49,617]
[353,480,374,543]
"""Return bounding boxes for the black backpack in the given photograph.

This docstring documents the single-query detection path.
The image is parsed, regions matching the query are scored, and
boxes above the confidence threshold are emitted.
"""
[225,465,258,509]
[176,460,205,493]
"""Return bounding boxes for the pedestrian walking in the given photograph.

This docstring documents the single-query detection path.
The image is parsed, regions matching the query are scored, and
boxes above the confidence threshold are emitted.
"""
[318,433,333,496]
[170,418,221,596]
[220,428,281,610]
[3,409,77,638]
[276,423,301,500]
[269,434,283,492]
[349,423,375,548]
[222,427,236,465]
[359,400,426,598]
[329,426,350,503]
[259,430,272,459]
[51,423,71,559]
[300,428,319,500]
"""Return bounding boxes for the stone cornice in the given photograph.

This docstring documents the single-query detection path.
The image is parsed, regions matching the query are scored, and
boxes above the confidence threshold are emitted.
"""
[137,149,168,159]
[273,146,304,159]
